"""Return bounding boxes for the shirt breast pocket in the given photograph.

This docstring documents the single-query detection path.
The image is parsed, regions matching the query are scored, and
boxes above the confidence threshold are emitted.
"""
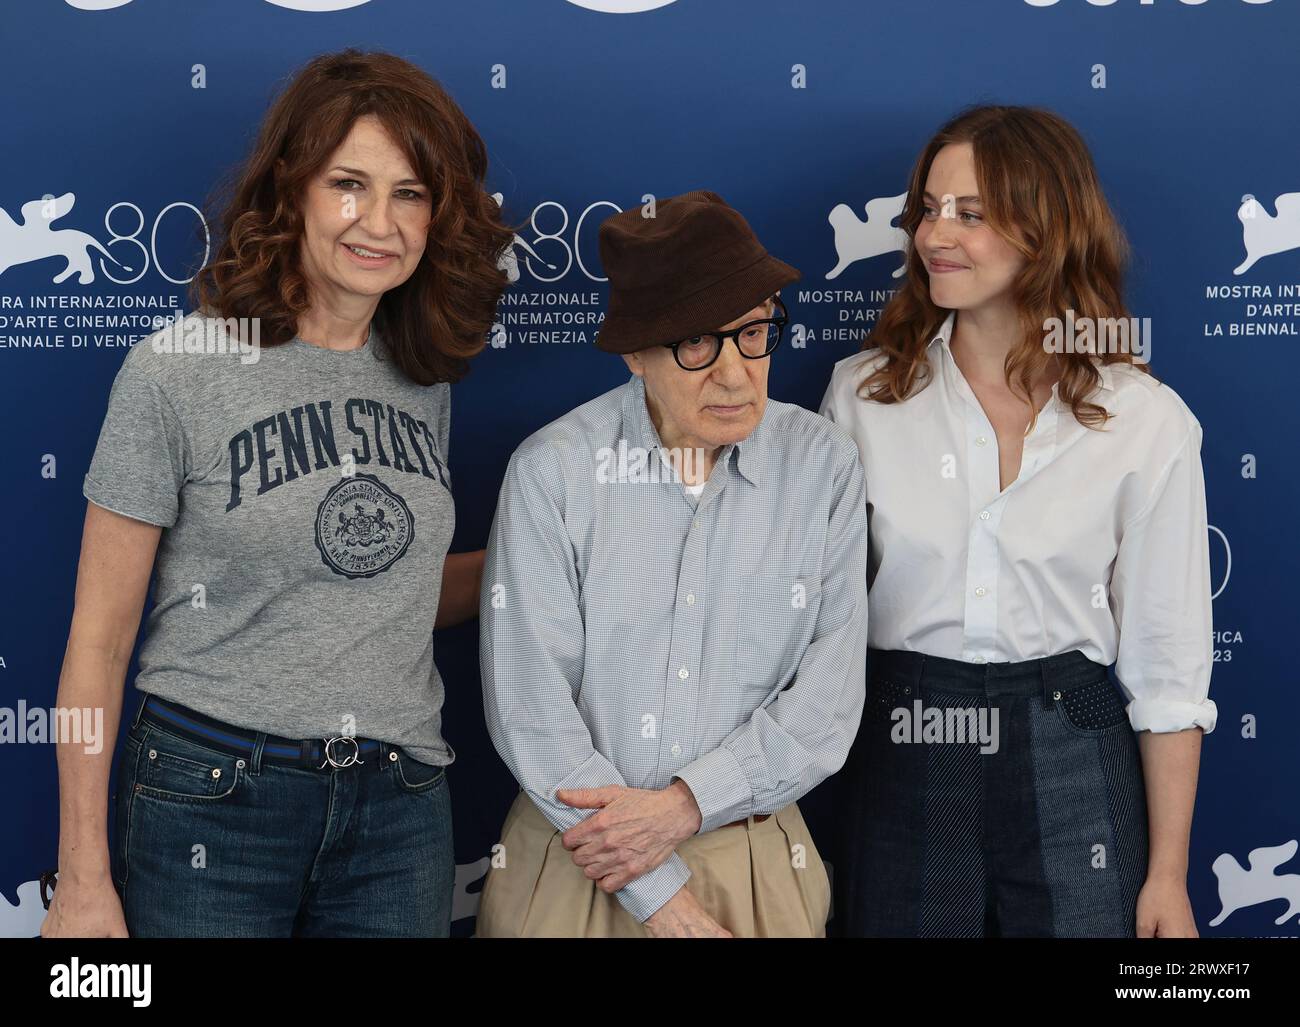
[733,572,822,697]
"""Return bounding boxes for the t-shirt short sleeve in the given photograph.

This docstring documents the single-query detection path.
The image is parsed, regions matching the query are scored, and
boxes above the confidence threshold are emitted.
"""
[436,381,451,466]
[83,348,189,528]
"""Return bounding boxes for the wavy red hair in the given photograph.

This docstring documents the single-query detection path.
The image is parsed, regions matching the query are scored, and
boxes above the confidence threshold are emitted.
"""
[191,49,511,384]
[859,105,1153,427]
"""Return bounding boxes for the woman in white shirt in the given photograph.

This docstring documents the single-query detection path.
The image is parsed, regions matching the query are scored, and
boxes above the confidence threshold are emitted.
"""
[820,105,1215,938]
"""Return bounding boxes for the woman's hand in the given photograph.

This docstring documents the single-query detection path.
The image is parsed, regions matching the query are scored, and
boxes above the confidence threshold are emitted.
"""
[1135,874,1199,937]
[41,871,129,938]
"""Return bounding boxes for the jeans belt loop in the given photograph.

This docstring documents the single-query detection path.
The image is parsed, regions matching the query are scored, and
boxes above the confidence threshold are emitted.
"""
[131,694,148,730]
[250,731,267,776]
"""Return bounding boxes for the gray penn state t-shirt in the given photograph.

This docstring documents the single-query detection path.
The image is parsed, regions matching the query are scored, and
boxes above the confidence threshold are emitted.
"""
[83,312,456,765]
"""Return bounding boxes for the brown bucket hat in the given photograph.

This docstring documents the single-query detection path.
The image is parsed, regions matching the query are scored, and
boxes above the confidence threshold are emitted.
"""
[595,190,800,354]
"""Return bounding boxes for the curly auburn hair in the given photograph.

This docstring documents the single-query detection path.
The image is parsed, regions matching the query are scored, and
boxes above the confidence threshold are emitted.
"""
[858,105,1154,429]
[190,49,512,385]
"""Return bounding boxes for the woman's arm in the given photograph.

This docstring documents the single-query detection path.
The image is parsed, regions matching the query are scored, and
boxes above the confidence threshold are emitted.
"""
[434,549,485,629]
[41,502,161,938]
[1108,417,1214,937]
[1135,727,1203,937]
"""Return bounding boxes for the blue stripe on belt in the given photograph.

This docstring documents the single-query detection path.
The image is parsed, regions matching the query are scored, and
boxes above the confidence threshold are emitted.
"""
[144,698,381,758]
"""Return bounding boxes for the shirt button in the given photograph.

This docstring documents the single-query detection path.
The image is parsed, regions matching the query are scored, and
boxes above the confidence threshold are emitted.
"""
[976,436,988,446]
[685,593,696,606]
[678,667,689,680]
[974,586,987,597]
[670,743,682,756]
[979,510,990,520]
[972,655,986,664]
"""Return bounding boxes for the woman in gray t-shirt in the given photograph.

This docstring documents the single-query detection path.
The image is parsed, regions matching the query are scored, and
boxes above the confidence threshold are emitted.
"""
[42,50,511,938]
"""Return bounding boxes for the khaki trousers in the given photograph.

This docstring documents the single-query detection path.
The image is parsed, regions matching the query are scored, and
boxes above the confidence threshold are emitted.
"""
[475,791,831,937]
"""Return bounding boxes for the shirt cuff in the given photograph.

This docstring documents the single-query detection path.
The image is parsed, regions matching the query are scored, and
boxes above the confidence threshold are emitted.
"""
[544,751,628,830]
[1128,697,1218,735]
[672,745,753,834]
[614,852,692,923]
[83,474,176,528]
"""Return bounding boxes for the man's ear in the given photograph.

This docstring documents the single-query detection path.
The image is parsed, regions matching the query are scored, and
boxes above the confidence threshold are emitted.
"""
[622,351,644,378]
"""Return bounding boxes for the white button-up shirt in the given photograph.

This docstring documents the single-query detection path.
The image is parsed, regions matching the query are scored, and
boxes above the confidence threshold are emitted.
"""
[819,311,1216,735]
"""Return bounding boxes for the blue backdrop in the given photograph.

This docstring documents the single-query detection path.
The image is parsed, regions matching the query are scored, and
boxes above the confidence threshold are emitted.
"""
[2,0,1297,937]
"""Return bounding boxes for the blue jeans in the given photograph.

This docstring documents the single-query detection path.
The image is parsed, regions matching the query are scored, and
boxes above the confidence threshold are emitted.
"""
[833,648,1149,937]
[111,697,454,937]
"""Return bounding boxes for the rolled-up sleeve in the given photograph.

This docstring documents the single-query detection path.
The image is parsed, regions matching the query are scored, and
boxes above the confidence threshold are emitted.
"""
[1111,423,1217,734]
[480,443,691,922]
[673,442,869,832]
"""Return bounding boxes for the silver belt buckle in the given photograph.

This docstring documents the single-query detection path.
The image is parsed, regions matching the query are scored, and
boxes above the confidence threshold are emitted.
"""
[320,735,362,769]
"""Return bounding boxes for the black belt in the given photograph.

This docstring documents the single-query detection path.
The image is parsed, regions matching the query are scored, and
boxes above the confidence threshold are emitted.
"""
[137,695,385,771]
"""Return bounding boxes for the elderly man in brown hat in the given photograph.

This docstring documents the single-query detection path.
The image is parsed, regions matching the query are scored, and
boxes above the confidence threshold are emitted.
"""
[476,191,868,938]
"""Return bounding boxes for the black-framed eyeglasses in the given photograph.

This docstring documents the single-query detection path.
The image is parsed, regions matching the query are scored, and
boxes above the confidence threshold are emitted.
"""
[662,296,788,371]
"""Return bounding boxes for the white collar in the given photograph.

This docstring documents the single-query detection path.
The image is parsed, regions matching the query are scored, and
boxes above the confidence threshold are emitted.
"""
[928,309,1115,393]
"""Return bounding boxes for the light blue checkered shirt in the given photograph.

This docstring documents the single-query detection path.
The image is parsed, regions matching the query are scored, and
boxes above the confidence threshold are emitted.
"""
[480,373,868,922]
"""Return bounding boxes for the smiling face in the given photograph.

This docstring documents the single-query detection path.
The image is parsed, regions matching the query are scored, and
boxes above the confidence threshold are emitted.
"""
[622,298,776,453]
[298,114,432,309]
[915,142,1027,315]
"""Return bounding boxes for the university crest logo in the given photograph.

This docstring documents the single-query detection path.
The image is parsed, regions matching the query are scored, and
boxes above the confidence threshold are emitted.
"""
[314,473,414,579]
